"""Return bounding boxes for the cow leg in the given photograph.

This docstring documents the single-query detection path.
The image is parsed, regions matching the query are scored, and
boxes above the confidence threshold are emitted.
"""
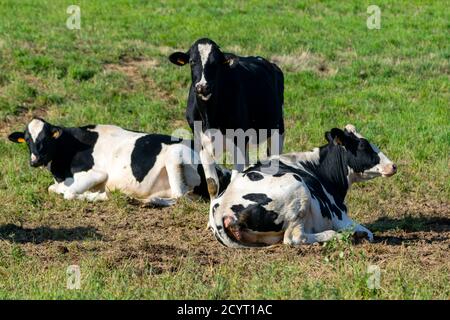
[75,191,108,202]
[200,133,219,199]
[283,188,341,245]
[165,146,190,198]
[267,132,284,157]
[305,230,341,243]
[285,221,341,245]
[63,170,108,200]
[332,213,374,242]
[48,179,72,195]
[142,197,177,207]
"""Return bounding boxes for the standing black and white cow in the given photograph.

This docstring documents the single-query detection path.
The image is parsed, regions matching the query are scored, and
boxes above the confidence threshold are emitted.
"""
[209,125,397,248]
[169,38,284,199]
[8,118,230,205]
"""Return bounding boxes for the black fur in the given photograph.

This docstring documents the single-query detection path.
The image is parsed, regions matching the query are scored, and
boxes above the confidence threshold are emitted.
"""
[242,193,272,206]
[180,39,284,134]
[228,192,280,232]
[49,126,99,182]
[244,171,264,181]
[130,134,181,183]
[230,203,282,232]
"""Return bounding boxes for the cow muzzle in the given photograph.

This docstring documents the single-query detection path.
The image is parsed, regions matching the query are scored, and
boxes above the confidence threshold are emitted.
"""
[30,159,42,167]
[195,83,212,101]
[30,153,45,167]
[381,163,397,177]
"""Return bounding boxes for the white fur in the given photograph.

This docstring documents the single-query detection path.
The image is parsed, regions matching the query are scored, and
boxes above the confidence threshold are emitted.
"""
[28,119,45,142]
[196,43,212,101]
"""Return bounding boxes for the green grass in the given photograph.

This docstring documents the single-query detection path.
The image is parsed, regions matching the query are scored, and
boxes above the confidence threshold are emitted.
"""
[0,0,449,299]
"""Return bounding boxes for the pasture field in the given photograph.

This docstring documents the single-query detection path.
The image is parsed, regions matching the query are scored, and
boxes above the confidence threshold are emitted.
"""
[0,0,448,299]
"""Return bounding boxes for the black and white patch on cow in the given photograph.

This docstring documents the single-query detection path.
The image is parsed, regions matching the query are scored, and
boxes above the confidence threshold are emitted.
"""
[209,124,397,248]
[169,38,285,199]
[9,118,230,205]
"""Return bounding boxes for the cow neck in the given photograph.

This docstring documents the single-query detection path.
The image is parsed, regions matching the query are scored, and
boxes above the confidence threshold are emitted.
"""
[195,97,212,129]
[49,127,96,181]
[301,144,350,203]
[194,68,231,131]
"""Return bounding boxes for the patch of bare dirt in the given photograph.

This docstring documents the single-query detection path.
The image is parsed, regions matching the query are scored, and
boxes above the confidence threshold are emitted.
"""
[1,195,448,275]
[0,107,48,138]
[103,56,179,106]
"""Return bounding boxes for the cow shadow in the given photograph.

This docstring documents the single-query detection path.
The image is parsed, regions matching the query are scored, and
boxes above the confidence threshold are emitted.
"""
[367,216,450,245]
[0,224,103,244]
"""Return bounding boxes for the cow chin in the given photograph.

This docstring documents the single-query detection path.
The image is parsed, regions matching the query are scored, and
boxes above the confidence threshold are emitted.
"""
[31,156,51,168]
[361,171,382,179]
[351,170,381,182]
[367,164,397,178]
[381,171,396,177]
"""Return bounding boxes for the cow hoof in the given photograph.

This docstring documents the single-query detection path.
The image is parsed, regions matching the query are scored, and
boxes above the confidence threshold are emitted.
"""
[185,190,201,201]
[206,178,218,198]
[63,192,76,200]
[353,231,374,242]
[89,192,108,202]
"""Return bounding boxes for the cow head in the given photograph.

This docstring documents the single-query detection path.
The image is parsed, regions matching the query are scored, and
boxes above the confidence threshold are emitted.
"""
[8,118,62,167]
[169,38,238,102]
[325,124,397,182]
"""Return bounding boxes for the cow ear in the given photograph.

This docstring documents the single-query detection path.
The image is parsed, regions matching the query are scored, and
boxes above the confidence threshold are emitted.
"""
[51,127,62,139]
[169,52,189,66]
[8,132,25,143]
[325,128,346,145]
[223,53,239,68]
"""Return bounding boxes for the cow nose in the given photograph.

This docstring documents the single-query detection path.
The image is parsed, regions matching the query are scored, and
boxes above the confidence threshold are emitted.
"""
[392,163,397,173]
[382,163,397,177]
[30,153,43,167]
[31,154,38,165]
[195,83,210,95]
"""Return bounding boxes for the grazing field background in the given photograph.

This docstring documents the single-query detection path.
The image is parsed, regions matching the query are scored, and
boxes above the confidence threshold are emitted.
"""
[0,0,448,299]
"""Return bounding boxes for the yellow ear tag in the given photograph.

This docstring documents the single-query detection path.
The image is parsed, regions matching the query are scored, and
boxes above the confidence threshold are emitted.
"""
[52,131,60,139]
[177,59,186,65]
[17,138,25,143]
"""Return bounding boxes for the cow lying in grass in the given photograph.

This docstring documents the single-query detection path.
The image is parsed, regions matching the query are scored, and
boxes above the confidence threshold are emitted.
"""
[209,125,397,247]
[8,118,230,205]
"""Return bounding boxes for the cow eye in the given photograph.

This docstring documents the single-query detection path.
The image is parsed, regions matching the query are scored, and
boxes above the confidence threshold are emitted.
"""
[358,140,369,150]
[189,60,196,66]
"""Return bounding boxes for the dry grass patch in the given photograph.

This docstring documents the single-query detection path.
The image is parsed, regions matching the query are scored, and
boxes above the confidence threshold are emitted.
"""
[271,51,338,76]
[103,56,180,106]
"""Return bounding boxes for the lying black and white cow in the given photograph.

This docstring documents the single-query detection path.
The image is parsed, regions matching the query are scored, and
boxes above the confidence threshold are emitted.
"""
[8,118,230,205]
[209,125,397,247]
[169,38,284,199]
